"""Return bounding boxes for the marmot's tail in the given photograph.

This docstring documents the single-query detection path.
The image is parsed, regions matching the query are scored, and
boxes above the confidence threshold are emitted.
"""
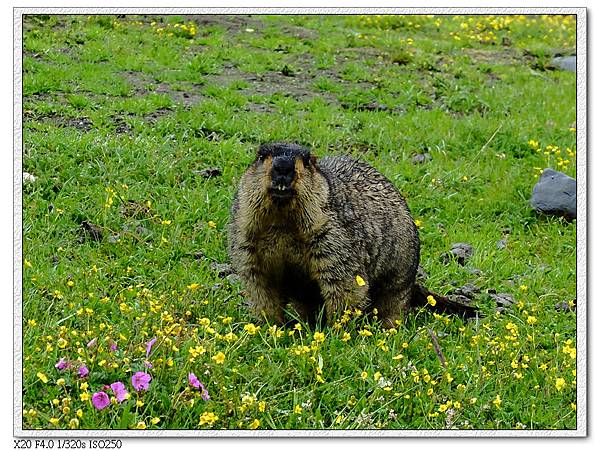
[411,283,479,319]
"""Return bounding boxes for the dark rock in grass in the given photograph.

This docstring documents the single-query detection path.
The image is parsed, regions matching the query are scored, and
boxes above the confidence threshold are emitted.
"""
[135,225,152,237]
[226,273,241,285]
[448,294,472,305]
[411,153,432,165]
[107,234,121,244]
[194,167,222,178]
[357,101,389,112]
[453,283,481,299]
[530,168,576,220]
[489,292,515,310]
[442,243,474,266]
[344,101,389,112]
[556,299,576,312]
[211,262,234,278]
[549,55,576,72]
[80,220,103,242]
[281,65,295,77]
[120,200,151,219]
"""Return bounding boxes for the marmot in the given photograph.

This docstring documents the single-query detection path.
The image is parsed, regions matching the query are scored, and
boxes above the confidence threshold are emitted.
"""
[228,142,476,327]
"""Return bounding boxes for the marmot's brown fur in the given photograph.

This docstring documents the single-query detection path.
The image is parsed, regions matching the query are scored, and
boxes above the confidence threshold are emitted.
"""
[228,142,476,327]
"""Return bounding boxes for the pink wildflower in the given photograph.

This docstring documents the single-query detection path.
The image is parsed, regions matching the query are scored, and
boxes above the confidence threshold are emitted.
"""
[55,358,68,371]
[78,365,89,378]
[145,337,157,358]
[188,372,210,401]
[110,381,129,403]
[91,391,110,410]
[131,371,151,391]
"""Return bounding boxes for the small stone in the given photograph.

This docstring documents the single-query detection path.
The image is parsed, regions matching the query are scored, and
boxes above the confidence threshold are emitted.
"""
[107,234,121,244]
[448,294,472,305]
[226,274,241,285]
[467,268,482,275]
[555,300,576,312]
[453,283,481,299]
[489,292,515,307]
[530,168,576,220]
[135,225,152,236]
[411,153,432,165]
[211,262,234,278]
[194,167,222,178]
[442,243,474,266]
[496,238,507,249]
[549,55,576,72]
[23,172,36,183]
[416,265,428,281]
[358,101,388,112]
[80,220,103,242]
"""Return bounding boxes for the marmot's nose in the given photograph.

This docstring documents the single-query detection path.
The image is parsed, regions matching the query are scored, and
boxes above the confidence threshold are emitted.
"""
[271,157,295,185]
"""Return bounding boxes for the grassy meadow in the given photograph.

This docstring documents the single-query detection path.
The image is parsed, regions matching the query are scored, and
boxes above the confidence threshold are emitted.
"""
[21,14,577,431]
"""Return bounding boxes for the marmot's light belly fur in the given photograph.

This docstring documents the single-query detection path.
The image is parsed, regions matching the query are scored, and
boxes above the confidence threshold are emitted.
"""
[228,143,419,327]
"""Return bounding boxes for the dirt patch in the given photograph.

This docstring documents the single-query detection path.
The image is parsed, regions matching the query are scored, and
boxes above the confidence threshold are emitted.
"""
[112,115,133,134]
[181,15,265,34]
[144,107,173,124]
[207,66,340,105]
[33,114,94,131]
[462,48,521,66]
[279,24,319,41]
[154,82,205,107]
[120,70,206,107]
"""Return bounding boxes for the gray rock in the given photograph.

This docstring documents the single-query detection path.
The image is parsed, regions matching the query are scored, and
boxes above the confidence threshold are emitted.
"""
[531,168,576,220]
[211,262,234,278]
[448,294,472,305]
[416,265,428,281]
[550,56,576,72]
[226,274,241,285]
[411,153,432,165]
[496,238,507,249]
[453,283,481,299]
[194,167,222,178]
[489,292,515,307]
[555,299,576,312]
[442,243,474,266]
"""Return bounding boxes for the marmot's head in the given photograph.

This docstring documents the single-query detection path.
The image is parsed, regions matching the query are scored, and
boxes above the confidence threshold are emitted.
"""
[249,142,319,206]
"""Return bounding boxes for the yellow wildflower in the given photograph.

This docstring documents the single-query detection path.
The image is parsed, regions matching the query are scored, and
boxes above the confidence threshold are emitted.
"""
[212,352,226,364]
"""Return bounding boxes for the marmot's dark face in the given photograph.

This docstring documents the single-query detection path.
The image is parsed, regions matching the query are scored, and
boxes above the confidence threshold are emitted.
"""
[255,143,316,206]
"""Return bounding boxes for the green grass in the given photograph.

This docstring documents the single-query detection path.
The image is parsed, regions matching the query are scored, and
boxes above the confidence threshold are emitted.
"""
[21,14,577,431]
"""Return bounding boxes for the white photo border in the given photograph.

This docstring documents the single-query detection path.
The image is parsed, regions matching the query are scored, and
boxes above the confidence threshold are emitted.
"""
[13,6,587,438]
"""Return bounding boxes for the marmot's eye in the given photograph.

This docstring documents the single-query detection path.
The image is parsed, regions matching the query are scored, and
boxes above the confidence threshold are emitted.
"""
[257,154,267,162]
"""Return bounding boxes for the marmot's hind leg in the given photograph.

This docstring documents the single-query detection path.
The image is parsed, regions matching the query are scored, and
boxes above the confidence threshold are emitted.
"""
[244,273,286,324]
[373,282,413,329]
